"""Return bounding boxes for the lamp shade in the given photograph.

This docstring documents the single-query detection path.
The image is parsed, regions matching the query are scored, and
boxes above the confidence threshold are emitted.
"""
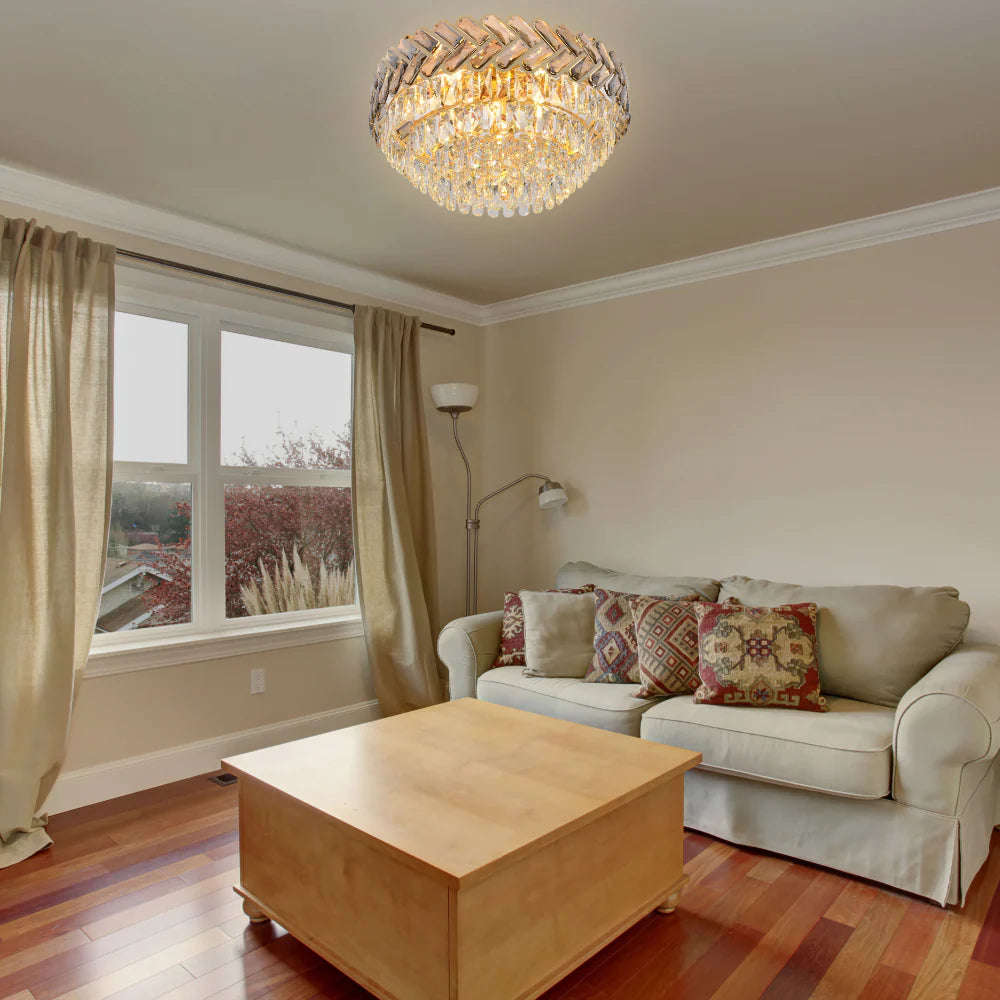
[538,481,568,509]
[431,382,479,413]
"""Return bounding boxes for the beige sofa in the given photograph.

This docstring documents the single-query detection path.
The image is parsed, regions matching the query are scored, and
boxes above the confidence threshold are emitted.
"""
[437,561,1000,906]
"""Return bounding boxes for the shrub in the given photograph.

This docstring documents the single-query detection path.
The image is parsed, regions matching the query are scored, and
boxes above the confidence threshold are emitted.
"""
[240,548,355,616]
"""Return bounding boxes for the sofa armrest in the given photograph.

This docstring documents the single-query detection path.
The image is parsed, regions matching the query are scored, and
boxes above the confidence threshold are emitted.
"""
[893,643,1000,815]
[437,611,504,700]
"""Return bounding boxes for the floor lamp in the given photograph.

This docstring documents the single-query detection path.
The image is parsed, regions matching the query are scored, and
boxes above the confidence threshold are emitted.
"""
[431,383,568,616]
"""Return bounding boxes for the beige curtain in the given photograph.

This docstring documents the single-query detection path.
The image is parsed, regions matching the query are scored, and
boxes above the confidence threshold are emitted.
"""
[352,305,443,715]
[0,219,115,868]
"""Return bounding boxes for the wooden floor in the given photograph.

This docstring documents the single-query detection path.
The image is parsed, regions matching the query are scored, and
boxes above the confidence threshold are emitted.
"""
[2,776,1000,1000]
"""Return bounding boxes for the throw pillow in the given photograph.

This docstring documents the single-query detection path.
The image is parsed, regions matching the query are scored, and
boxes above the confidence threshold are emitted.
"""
[494,585,594,668]
[521,590,598,678]
[630,595,703,698]
[585,587,701,684]
[693,602,828,712]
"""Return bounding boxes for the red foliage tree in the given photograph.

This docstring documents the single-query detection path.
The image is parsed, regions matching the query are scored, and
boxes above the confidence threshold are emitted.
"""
[146,426,353,624]
[145,503,192,626]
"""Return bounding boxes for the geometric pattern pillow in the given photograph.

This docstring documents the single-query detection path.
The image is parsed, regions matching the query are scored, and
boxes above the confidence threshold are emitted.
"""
[585,587,700,684]
[630,595,702,698]
[493,585,594,668]
[693,602,828,712]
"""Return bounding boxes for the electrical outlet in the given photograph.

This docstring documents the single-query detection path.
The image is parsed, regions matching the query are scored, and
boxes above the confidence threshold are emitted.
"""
[250,667,266,695]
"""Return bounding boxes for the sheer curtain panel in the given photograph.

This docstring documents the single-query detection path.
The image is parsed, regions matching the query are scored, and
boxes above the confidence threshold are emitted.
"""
[352,305,444,715]
[0,218,115,867]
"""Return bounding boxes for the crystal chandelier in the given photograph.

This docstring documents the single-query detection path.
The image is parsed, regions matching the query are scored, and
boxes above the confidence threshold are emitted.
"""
[369,16,630,217]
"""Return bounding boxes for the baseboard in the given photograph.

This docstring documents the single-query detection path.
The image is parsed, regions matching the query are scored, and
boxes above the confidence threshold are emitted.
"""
[44,699,381,815]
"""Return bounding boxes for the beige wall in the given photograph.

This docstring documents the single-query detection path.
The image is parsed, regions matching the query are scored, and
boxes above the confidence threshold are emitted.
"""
[11,193,1000,785]
[68,639,373,770]
[0,198,483,775]
[478,221,1000,644]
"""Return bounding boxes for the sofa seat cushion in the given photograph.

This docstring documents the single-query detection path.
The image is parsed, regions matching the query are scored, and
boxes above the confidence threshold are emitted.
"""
[640,695,894,799]
[477,666,651,736]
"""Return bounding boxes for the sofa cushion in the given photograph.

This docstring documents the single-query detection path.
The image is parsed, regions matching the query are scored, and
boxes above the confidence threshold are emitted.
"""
[494,585,595,668]
[521,590,597,678]
[585,587,699,685]
[693,602,827,712]
[640,695,894,799]
[630,595,702,698]
[557,561,720,603]
[477,666,651,736]
[718,577,970,707]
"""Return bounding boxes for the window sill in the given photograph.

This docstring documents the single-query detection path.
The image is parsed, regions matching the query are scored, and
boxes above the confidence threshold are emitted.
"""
[86,612,365,677]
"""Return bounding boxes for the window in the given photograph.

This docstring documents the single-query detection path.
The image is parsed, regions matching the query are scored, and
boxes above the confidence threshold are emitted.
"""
[93,269,358,666]
[220,329,354,620]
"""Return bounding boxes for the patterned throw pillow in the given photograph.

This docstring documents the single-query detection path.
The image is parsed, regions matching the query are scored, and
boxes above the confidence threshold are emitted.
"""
[585,588,701,684]
[630,595,702,698]
[693,602,827,712]
[494,585,595,668]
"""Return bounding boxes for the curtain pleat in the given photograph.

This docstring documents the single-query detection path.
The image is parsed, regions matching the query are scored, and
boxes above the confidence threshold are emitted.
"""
[0,218,115,868]
[352,305,443,715]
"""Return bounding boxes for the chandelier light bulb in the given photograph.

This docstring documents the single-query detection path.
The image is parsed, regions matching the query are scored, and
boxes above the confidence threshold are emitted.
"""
[369,16,630,217]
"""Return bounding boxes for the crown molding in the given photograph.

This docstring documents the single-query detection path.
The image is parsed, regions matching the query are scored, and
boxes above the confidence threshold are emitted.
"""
[3,162,998,329]
[0,162,485,327]
[479,185,1000,325]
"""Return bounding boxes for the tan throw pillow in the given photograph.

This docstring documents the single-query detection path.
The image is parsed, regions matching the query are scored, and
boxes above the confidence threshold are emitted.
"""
[630,595,703,698]
[493,585,595,668]
[521,590,597,678]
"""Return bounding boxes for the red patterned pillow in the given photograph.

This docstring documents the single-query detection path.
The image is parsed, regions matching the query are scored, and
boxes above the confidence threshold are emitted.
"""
[585,588,701,684]
[494,585,595,668]
[693,602,827,711]
[630,595,702,698]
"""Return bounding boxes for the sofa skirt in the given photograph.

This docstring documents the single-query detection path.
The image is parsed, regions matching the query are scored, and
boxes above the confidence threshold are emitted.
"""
[683,758,1000,906]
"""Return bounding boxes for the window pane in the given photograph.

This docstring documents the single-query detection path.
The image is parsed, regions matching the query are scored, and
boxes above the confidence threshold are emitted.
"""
[221,331,351,469]
[114,312,188,464]
[224,484,353,618]
[98,482,192,632]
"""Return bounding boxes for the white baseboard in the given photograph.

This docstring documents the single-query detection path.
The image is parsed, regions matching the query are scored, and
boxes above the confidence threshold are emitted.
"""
[44,699,381,815]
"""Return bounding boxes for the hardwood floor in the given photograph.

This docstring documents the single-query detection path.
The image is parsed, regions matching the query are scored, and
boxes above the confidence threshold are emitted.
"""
[2,774,999,1000]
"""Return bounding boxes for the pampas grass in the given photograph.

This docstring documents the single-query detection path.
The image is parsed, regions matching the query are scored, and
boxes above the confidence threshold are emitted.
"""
[241,548,355,616]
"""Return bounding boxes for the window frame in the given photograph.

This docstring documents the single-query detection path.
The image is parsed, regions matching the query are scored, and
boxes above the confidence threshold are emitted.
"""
[89,266,362,677]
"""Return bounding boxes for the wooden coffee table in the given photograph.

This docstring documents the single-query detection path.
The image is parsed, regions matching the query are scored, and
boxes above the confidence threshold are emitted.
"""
[223,698,700,1000]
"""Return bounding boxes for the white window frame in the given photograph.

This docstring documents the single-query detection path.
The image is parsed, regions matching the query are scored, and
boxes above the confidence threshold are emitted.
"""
[88,265,362,677]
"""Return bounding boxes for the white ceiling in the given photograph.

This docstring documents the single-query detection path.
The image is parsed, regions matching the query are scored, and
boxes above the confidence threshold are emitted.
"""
[2,1,999,304]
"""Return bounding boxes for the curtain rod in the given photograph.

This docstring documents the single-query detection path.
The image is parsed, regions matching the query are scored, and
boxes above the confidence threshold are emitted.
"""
[115,249,457,335]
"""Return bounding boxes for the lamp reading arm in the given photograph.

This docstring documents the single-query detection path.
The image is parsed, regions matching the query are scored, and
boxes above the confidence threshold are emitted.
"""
[445,408,564,615]
[469,473,560,614]
[474,474,555,521]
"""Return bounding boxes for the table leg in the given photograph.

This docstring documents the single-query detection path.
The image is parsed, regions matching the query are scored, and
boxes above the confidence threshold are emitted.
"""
[243,897,271,923]
[656,889,682,915]
[236,888,271,924]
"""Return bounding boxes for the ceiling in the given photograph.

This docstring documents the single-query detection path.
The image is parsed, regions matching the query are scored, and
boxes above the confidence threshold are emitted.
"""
[2,1,999,304]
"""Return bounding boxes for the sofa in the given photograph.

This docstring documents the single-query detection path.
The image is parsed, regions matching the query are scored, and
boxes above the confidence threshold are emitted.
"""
[437,561,1000,906]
